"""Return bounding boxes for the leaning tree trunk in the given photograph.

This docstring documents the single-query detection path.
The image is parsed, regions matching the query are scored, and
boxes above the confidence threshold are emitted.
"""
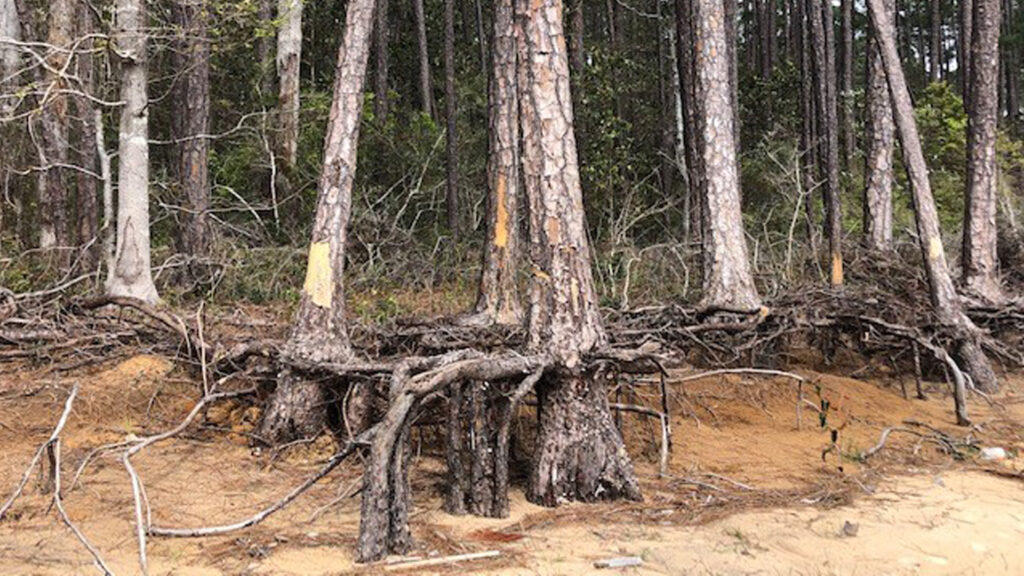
[443,0,460,240]
[863,0,896,251]
[962,0,1005,303]
[866,0,999,394]
[694,0,762,312]
[38,0,72,260]
[517,0,641,507]
[107,0,159,304]
[808,0,843,286]
[177,0,211,259]
[412,0,435,118]
[276,0,302,171]
[468,0,522,326]
[260,0,376,444]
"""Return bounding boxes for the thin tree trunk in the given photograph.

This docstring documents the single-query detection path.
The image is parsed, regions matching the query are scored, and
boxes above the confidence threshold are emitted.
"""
[75,2,98,266]
[257,0,274,98]
[413,0,435,118]
[695,0,763,312]
[1002,0,1019,119]
[963,0,1005,302]
[469,0,522,326]
[866,0,999,395]
[797,0,818,251]
[444,0,460,240]
[864,0,896,250]
[177,0,211,259]
[569,0,584,76]
[841,0,854,168]
[474,0,487,79]
[38,0,72,260]
[962,0,974,101]
[107,0,159,303]
[276,0,302,171]
[669,23,692,241]
[373,0,390,121]
[676,0,703,245]
[260,0,377,443]
[930,0,943,81]
[517,0,640,506]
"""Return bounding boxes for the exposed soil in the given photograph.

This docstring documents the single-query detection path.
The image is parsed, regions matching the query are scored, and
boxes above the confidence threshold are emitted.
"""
[1,354,1022,575]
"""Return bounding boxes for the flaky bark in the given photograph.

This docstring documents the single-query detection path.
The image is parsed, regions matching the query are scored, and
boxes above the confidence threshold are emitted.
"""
[962,0,1005,303]
[176,0,211,258]
[469,0,523,326]
[276,0,302,170]
[866,0,999,394]
[261,0,376,443]
[443,0,460,240]
[412,0,435,118]
[517,0,640,505]
[864,0,896,251]
[694,0,762,312]
[107,0,159,304]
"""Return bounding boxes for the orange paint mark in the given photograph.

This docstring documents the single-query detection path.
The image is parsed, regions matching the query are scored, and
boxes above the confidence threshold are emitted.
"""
[830,252,844,287]
[494,174,509,248]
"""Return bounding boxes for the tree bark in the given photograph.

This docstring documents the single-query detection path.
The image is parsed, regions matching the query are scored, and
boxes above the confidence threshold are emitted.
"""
[797,0,819,251]
[443,0,460,240]
[38,0,72,260]
[257,0,274,98]
[413,0,435,118]
[276,0,302,171]
[176,0,211,259]
[517,0,640,506]
[841,0,854,168]
[695,0,763,312]
[260,0,376,443]
[470,0,522,326]
[864,0,896,251]
[373,0,390,121]
[808,0,843,286]
[106,0,158,303]
[866,0,999,394]
[75,1,98,266]
[962,0,974,104]
[1002,0,1019,119]
[676,0,703,245]
[569,0,584,76]
[962,0,1005,303]
[930,0,943,81]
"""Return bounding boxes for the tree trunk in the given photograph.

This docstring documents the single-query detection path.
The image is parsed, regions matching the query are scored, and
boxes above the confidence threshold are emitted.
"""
[469,0,522,326]
[962,0,974,104]
[106,0,159,304]
[569,0,584,76]
[930,0,943,81]
[176,0,211,259]
[695,0,763,312]
[517,0,641,506]
[443,0,460,240]
[38,0,72,261]
[963,0,1005,303]
[866,0,999,394]
[75,2,99,267]
[1002,0,1019,119]
[412,0,435,118]
[0,0,17,110]
[676,0,704,245]
[474,0,488,79]
[260,0,376,443]
[257,0,274,98]
[797,0,819,251]
[808,0,843,286]
[373,0,389,121]
[841,0,854,168]
[276,0,302,171]
[864,0,896,251]
[668,23,692,242]
[726,0,740,150]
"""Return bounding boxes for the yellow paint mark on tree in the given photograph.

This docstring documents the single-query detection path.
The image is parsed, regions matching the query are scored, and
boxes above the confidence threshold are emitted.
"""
[303,242,333,308]
[830,252,844,286]
[494,175,509,248]
[928,237,943,259]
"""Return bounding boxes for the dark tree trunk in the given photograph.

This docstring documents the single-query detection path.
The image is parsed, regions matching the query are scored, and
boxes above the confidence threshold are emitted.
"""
[694,0,762,311]
[808,0,844,286]
[75,2,98,267]
[516,0,641,506]
[962,0,974,101]
[866,0,999,394]
[176,0,211,259]
[864,0,896,250]
[469,0,523,326]
[474,0,488,79]
[257,0,274,98]
[963,0,1005,303]
[676,0,704,245]
[443,0,460,240]
[841,0,854,168]
[413,0,435,118]
[1002,0,1019,119]
[930,0,943,81]
[569,0,584,75]
[38,0,72,262]
[757,0,773,78]
[797,0,819,251]
[260,0,376,443]
[373,0,390,121]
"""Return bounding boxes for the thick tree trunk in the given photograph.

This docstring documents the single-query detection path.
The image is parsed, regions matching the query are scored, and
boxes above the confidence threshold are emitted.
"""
[963,0,1004,303]
[694,0,762,312]
[841,0,854,168]
[930,0,942,82]
[864,0,896,251]
[443,0,460,240]
[470,0,522,326]
[38,0,72,260]
[676,0,704,245]
[176,0,211,259]
[276,0,302,171]
[75,3,99,267]
[517,0,640,505]
[261,0,376,443]
[866,0,999,394]
[808,0,843,286]
[412,0,435,118]
[373,0,390,121]
[107,0,159,304]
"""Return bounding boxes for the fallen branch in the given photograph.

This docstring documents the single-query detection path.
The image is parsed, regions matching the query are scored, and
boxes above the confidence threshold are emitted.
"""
[383,550,501,572]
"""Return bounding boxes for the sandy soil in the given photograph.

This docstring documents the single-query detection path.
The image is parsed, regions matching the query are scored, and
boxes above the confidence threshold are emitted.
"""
[1,355,1022,575]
